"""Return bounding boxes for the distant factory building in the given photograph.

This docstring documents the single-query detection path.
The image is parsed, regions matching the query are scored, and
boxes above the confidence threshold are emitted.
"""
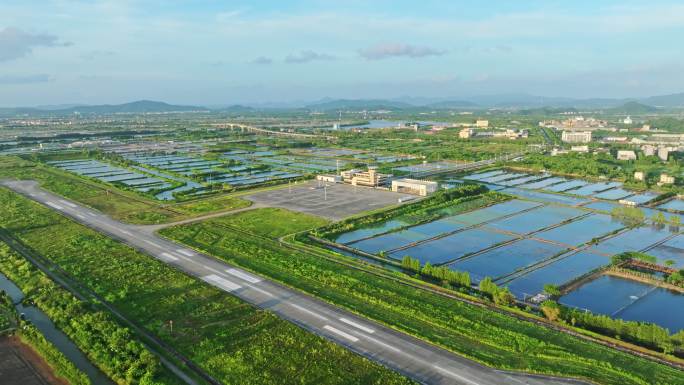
[623,116,633,125]
[617,150,637,161]
[391,178,438,196]
[341,166,390,187]
[561,131,592,143]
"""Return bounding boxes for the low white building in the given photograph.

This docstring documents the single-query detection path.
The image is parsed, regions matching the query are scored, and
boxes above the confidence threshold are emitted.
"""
[391,178,438,196]
[634,171,645,181]
[316,174,341,183]
[660,174,675,185]
[570,145,589,153]
[617,150,637,161]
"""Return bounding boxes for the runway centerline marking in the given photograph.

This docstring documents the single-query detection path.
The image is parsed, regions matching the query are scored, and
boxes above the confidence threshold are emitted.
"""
[339,318,374,334]
[226,268,261,283]
[160,252,179,261]
[120,230,133,236]
[59,200,77,208]
[324,325,359,343]
[290,303,328,321]
[46,202,63,210]
[143,239,161,248]
[201,274,242,292]
[176,249,194,257]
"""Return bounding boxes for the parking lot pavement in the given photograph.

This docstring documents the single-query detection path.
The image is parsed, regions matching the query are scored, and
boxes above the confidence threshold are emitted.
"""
[245,180,416,220]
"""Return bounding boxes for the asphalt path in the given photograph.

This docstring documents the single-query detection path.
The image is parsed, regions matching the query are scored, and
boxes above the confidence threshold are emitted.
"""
[3,180,590,385]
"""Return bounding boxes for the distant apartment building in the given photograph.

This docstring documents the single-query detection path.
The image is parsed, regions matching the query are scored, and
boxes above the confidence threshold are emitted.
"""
[617,150,637,161]
[561,131,592,143]
[391,178,438,196]
[459,128,473,139]
[623,116,633,125]
[475,119,489,128]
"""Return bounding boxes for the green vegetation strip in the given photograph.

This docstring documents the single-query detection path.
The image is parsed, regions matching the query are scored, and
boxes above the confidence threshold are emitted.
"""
[0,187,414,385]
[160,207,684,385]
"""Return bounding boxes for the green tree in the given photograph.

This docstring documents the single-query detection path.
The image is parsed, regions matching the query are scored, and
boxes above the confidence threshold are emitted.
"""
[543,284,561,297]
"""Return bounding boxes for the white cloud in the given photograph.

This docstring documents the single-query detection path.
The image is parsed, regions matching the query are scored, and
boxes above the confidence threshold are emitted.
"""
[284,50,335,64]
[359,43,445,60]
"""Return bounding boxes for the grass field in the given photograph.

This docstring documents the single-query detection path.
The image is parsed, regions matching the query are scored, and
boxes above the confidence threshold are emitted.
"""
[160,208,684,385]
[0,187,414,385]
[0,155,250,224]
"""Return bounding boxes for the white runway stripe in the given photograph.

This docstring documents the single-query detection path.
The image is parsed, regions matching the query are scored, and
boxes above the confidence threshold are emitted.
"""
[46,202,63,210]
[202,274,242,291]
[433,365,481,385]
[176,249,194,257]
[324,325,359,342]
[160,252,179,261]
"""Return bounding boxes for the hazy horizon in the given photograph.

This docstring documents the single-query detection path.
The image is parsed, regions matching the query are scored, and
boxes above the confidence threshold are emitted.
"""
[2,1,684,106]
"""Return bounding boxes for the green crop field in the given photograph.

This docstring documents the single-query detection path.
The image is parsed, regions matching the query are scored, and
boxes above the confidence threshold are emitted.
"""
[160,208,684,385]
[0,188,414,385]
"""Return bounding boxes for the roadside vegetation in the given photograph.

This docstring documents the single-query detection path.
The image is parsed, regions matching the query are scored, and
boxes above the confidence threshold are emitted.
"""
[160,207,684,385]
[0,244,171,385]
[0,187,415,385]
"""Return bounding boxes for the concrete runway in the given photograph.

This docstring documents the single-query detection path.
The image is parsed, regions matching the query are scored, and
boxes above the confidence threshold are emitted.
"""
[3,180,590,385]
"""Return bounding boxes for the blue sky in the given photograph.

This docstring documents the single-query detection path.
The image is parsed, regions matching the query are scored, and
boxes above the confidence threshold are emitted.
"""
[1,0,683,106]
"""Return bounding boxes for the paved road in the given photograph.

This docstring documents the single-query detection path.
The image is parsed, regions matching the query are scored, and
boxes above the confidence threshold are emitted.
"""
[3,180,590,385]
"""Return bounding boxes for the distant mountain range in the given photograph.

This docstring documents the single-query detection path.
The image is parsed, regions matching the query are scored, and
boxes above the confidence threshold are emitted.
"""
[3,92,684,117]
[0,100,207,116]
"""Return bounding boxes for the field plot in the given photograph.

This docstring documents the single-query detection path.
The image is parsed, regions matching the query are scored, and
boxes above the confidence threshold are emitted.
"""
[569,182,622,196]
[334,219,409,244]
[390,228,516,265]
[657,199,684,212]
[246,180,413,220]
[500,187,589,206]
[504,251,610,297]
[593,188,633,200]
[644,235,684,268]
[560,275,684,332]
[495,175,541,187]
[448,199,541,226]
[479,172,527,184]
[348,218,465,254]
[462,169,505,180]
[518,176,566,190]
[544,180,588,192]
[48,159,172,195]
[448,239,565,283]
[486,205,584,234]
[533,214,624,247]
[620,192,659,205]
[591,226,673,256]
